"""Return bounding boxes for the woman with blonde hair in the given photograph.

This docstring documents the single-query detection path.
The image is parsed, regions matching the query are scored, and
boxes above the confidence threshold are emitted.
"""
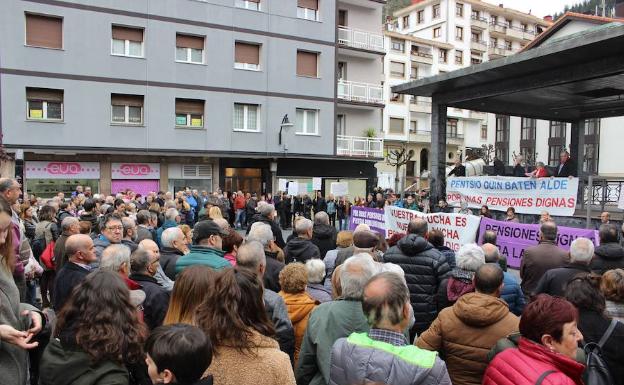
[179,224,193,246]
[164,265,216,325]
[208,206,223,220]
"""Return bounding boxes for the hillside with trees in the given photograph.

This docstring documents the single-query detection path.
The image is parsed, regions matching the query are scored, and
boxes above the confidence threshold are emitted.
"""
[554,0,617,19]
[384,0,412,20]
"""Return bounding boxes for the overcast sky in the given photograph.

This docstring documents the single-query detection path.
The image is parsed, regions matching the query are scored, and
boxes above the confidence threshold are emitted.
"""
[482,0,579,18]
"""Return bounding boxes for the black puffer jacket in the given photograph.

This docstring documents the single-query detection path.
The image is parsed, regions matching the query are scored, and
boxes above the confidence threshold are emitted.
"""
[591,242,624,274]
[311,224,337,259]
[283,237,320,264]
[383,234,451,334]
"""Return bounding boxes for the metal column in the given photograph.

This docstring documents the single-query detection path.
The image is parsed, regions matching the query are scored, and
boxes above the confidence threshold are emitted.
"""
[430,100,448,212]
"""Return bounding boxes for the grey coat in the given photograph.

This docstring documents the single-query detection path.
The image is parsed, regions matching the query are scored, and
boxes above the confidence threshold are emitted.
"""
[264,288,296,364]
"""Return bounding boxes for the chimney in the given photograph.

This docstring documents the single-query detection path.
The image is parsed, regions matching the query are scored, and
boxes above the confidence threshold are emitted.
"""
[543,15,553,22]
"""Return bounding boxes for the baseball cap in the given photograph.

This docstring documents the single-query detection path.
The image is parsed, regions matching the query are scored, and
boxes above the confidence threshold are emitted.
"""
[193,220,229,243]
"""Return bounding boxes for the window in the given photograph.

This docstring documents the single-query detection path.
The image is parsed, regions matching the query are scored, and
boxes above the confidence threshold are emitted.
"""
[111,94,143,125]
[548,121,566,166]
[337,114,346,136]
[495,114,510,163]
[297,0,319,21]
[25,13,62,49]
[403,15,410,28]
[410,63,418,79]
[521,23,528,31]
[338,10,347,26]
[504,40,512,50]
[490,38,498,48]
[406,161,416,177]
[297,50,319,77]
[433,4,441,19]
[235,0,260,11]
[390,93,403,103]
[490,15,498,25]
[471,10,479,19]
[175,98,204,128]
[176,34,204,64]
[295,108,318,135]
[111,25,144,57]
[410,120,417,132]
[456,3,464,17]
[389,118,404,134]
[337,61,346,79]
[26,88,63,120]
[433,27,441,38]
[584,118,600,135]
[455,26,464,41]
[417,10,425,23]
[233,103,260,132]
[447,119,458,137]
[505,19,512,28]
[481,125,488,140]
[438,49,447,63]
[520,118,536,159]
[235,42,261,70]
[455,50,463,65]
[391,39,405,52]
[390,61,405,78]
[583,119,600,174]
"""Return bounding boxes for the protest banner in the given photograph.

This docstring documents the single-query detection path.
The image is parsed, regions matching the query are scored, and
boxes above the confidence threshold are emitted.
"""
[278,179,288,192]
[446,176,579,216]
[312,177,322,191]
[478,217,599,269]
[330,182,348,197]
[384,206,481,251]
[287,182,299,196]
[348,206,385,236]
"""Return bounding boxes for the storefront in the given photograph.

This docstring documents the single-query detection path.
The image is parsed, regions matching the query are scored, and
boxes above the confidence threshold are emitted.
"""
[111,163,160,196]
[24,161,100,198]
[168,163,214,193]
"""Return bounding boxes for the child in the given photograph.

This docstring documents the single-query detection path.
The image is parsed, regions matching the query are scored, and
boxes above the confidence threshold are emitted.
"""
[145,324,213,385]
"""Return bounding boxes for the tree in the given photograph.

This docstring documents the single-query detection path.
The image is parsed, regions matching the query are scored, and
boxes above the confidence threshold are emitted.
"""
[386,147,414,192]
[480,144,495,165]
[383,0,412,20]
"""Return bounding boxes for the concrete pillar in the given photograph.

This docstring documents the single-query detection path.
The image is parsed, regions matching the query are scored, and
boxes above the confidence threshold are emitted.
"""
[100,159,111,196]
[159,162,168,192]
[569,120,585,178]
[430,100,448,211]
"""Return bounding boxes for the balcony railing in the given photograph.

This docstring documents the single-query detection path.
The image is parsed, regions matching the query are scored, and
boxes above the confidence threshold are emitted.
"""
[447,132,464,139]
[488,45,511,57]
[410,49,434,64]
[470,15,489,29]
[337,135,384,158]
[578,177,624,211]
[470,39,488,52]
[337,80,383,104]
[490,22,507,34]
[338,27,384,52]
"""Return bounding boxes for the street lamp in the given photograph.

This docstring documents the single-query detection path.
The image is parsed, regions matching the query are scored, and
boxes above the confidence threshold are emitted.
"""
[278,114,293,146]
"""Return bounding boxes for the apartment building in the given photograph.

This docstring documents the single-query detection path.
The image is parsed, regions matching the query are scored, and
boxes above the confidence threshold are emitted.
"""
[376,0,551,190]
[0,0,380,197]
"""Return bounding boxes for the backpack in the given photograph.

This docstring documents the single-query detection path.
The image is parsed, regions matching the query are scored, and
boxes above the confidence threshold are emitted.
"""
[31,222,52,261]
[583,319,618,385]
[40,241,56,270]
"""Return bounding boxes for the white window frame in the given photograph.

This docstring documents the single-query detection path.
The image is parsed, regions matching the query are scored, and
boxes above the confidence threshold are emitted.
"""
[111,38,144,58]
[26,99,63,121]
[175,46,204,64]
[234,62,260,71]
[175,113,204,128]
[296,108,319,135]
[297,7,319,21]
[111,104,143,125]
[235,0,260,11]
[233,103,261,132]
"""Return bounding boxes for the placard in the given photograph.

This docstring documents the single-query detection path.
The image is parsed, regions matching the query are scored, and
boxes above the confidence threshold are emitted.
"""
[288,182,299,196]
[278,179,288,192]
[348,206,385,236]
[330,182,349,197]
[313,177,322,191]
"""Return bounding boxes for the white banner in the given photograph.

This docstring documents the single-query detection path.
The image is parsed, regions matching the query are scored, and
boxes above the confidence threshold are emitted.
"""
[278,179,288,192]
[312,177,322,191]
[330,182,348,197]
[288,182,299,196]
[385,206,481,252]
[447,176,579,216]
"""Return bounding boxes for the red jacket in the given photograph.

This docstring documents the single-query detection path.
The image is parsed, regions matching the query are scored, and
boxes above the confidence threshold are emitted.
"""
[483,338,584,385]
[234,195,246,210]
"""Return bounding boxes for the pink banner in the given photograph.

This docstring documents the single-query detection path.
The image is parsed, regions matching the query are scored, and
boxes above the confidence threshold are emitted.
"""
[111,180,159,196]
[25,161,100,179]
[111,163,160,180]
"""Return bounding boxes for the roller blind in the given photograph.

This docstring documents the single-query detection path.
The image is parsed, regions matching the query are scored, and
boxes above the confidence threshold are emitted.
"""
[112,26,143,42]
[111,94,144,107]
[298,0,318,10]
[235,42,260,65]
[176,34,204,49]
[26,88,63,102]
[297,51,318,77]
[175,99,204,115]
[390,61,405,75]
[26,14,62,49]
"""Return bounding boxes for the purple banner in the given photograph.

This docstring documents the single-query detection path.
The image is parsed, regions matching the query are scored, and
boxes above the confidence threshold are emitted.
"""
[349,206,385,236]
[478,217,599,269]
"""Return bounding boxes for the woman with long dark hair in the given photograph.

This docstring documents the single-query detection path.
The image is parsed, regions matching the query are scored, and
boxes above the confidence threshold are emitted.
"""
[195,268,295,385]
[39,270,148,384]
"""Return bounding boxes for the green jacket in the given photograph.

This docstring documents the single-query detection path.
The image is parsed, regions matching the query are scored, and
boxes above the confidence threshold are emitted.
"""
[296,299,370,385]
[39,338,128,385]
[175,245,231,277]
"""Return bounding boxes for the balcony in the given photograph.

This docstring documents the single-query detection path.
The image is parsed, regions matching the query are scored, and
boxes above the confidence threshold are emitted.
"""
[337,80,384,105]
[469,110,486,120]
[507,26,538,41]
[410,49,434,65]
[447,132,464,142]
[410,96,432,113]
[470,15,489,30]
[489,22,508,36]
[337,135,384,158]
[338,27,384,53]
[488,45,511,58]
[470,39,488,52]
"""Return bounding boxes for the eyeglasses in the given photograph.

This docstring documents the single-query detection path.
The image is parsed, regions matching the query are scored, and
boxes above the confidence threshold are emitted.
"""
[106,226,123,231]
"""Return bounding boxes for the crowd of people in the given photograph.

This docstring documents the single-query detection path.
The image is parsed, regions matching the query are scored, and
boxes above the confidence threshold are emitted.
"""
[1,176,623,385]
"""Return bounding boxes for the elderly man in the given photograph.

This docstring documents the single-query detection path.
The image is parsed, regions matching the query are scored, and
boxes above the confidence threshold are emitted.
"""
[54,217,80,270]
[100,244,146,307]
[554,150,576,177]
[334,230,380,266]
[482,243,525,316]
[93,214,124,266]
[247,222,285,292]
[159,227,189,281]
[245,203,285,248]
[284,218,321,264]
[139,238,174,291]
[236,241,295,364]
[597,211,611,229]
[53,234,96,310]
[331,272,451,385]
[121,217,139,253]
[417,264,519,385]
[135,209,155,243]
[534,237,594,297]
[156,208,179,247]
[592,224,624,274]
[175,220,230,276]
[129,248,170,330]
[297,254,378,385]
[311,212,337,259]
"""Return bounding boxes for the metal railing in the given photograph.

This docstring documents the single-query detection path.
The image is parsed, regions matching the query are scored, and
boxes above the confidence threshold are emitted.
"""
[578,176,624,211]
[447,132,464,139]
[337,80,383,104]
[338,27,384,52]
[336,135,384,158]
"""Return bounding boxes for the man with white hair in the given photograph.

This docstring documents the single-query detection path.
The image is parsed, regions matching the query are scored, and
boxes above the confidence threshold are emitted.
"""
[436,243,486,311]
[284,217,320,264]
[245,203,285,248]
[121,216,139,253]
[247,222,285,292]
[305,259,332,303]
[156,208,179,247]
[311,212,337,259]
[54,216,80,270]
[159,227,189,281]
[139,239,174,291]
[534,237,594,297]
[297,254,378,385]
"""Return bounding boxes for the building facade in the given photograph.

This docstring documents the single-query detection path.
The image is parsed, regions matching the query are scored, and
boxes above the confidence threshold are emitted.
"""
[0,0,382,197]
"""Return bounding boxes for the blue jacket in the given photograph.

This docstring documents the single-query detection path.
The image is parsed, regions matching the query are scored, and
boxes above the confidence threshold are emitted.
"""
[501,271,526,316]
[174,246,230,277]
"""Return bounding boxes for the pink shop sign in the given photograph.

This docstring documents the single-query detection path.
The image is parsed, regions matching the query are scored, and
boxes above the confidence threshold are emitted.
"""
[25,161,100,179]
[111,163,160,180]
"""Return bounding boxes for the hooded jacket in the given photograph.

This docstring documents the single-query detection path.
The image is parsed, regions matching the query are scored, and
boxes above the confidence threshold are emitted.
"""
[279,291,318,363]
[175,246,231,277]
[383,234,451,334]
[436,268,475,311]
[591,242,624,274]
[500,271,526,316]
[416,292,519,385]
[311,224,337,259]
[284,237,321,264]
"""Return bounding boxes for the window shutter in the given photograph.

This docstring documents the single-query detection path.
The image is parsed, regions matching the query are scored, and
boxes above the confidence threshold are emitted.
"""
[298,0,318,10]
[26,88,63,102]
[111,94,144,107]
[26,14,62,49]
[297,51,318,77]
[182,165,212,178]
[176,34,204,50]
[235,42,260,65]
[390,118,404,132]
[390,61,404,75]
[175,99,204,115]
[112,26,144,42]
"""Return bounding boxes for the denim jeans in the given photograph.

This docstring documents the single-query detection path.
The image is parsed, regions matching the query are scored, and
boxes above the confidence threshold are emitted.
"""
[235,209,246,228]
